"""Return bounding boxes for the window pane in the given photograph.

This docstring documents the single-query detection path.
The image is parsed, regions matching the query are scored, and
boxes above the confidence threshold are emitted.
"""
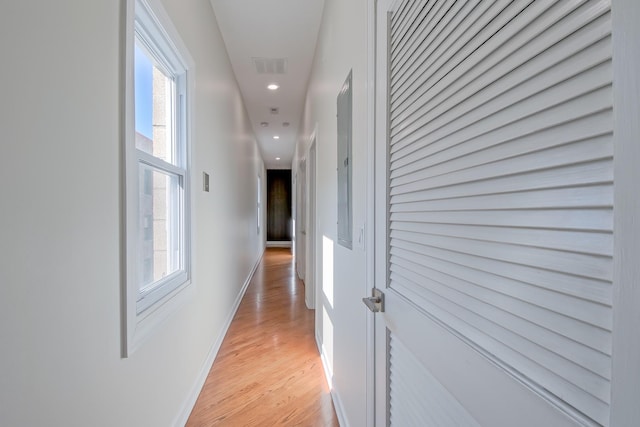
[138,165,182,292]
[134,42,176,164]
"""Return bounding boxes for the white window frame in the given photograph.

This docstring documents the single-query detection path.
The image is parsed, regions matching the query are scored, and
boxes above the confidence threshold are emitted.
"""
[122,0,195,357]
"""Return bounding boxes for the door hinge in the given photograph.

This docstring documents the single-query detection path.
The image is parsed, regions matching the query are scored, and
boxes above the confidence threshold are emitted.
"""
[362,288,384,313]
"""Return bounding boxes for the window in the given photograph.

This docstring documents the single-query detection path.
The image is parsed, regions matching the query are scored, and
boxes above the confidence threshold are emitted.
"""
[123,0,193,355]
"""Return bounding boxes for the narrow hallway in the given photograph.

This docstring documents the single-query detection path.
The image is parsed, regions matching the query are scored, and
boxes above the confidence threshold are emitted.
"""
[186,248,338,426]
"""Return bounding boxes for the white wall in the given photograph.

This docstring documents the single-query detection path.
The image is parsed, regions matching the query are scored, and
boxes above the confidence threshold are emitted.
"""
[0,1,264,426]
[293,0,369,425]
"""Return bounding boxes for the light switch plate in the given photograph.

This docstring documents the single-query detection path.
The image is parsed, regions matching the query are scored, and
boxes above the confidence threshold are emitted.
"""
[355,224,365,250]
[203,172,210,192]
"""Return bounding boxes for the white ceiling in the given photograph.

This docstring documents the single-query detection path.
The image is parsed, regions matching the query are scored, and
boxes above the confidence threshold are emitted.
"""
[210,0,325,169]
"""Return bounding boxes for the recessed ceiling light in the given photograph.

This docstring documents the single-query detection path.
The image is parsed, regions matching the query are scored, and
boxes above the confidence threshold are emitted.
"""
[275,157,281,160]
[273,135,280,140]
[267,84,279,90]
[283,122,290,127]
[260,122,269,127]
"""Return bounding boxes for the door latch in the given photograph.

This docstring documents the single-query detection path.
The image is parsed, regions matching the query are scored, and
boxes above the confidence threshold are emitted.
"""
[362,288,384,313]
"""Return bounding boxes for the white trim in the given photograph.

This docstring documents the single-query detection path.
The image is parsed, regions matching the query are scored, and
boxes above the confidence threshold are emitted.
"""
[365,0,376,426]
[331,386,349,427]
[611,0,640,425]
[136,0,194,69]
[120,0,136,358]
[305,137,317,310]
[291,170,296,260]
[373,1,393,424]
[266,241,292,248]
[122,0,195,357]
[173,248,265,427]
[302,122,322,310]
[316,332,349,427]
[129,282,195,354]
[317,335,333,389]
[137,150,185,176]
[295,157,307,281]
[257,173,262,235]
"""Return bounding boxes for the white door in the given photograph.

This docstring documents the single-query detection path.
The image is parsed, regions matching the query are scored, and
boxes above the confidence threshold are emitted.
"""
[306,140,317,309]
[297,159,307,280]
[372,0,614,426]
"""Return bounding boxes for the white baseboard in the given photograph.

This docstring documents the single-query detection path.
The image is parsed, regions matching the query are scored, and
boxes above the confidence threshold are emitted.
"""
[266,240,292,248]
[331,387,348,427]
[316,334,332,388]
[173,248,264,427]
[316,334,348,427]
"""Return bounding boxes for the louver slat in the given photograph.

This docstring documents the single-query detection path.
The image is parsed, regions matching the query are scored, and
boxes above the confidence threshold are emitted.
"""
[387,0,613,425]
[390,335,482,427]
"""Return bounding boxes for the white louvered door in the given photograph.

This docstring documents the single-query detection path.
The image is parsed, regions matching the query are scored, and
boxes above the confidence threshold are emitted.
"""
[373,0,614,426]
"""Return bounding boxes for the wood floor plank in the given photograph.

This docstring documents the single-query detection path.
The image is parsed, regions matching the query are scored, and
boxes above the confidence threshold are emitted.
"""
[186,248,339,426]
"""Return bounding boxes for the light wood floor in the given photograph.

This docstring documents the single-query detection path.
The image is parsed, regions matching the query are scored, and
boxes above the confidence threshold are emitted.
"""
[186,248,339,426]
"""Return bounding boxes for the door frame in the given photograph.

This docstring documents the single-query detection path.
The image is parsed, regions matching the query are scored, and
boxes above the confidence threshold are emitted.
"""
[365,1,378,426]
[306,137,317,310]
[371,1,397,424]
[296,158,307,281]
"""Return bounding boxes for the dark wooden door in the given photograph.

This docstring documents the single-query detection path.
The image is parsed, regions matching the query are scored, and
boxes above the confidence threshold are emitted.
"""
[267,169,292,241]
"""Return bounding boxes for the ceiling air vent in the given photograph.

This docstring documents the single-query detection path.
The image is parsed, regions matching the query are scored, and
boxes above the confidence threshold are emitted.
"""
[253,57,287,74]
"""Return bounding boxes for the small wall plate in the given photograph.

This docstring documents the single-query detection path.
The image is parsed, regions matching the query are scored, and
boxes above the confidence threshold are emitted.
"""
[203,172,210,192]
